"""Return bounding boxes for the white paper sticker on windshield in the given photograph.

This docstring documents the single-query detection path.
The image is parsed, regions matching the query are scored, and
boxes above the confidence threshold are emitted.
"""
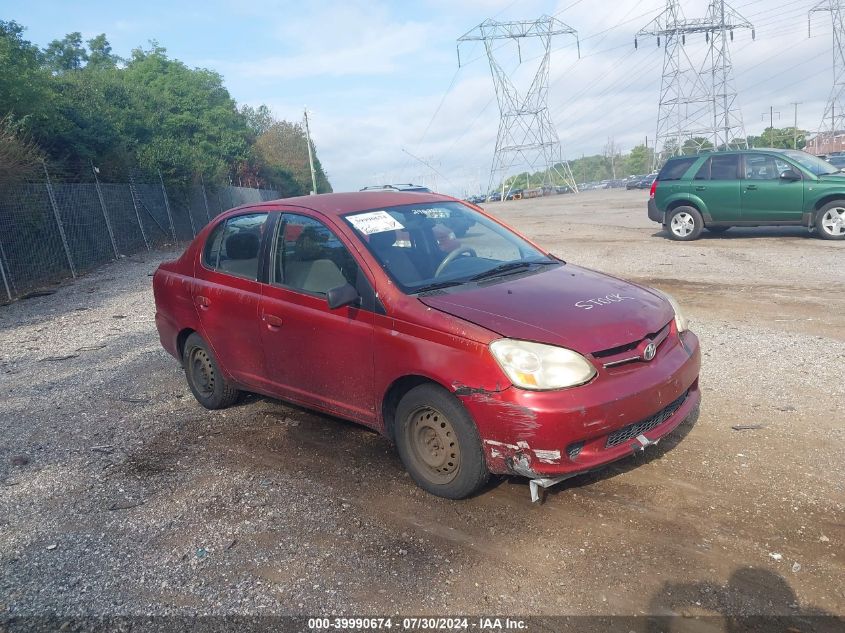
[348,211,405,235]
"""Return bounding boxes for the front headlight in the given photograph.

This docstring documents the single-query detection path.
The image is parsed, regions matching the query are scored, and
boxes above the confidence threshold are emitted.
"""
[654,289,688,332]
[489,339,596,391]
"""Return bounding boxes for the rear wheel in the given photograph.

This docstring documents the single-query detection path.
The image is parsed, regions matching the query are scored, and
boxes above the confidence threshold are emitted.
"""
[815,202,845,240]
[394,384,489,499]
[706,226,730,234]
[183,333,240,409]
[667,206,704,241]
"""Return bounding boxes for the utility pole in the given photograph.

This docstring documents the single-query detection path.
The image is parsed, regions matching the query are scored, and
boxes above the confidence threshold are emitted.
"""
[761,107,781,146]
[637,0,754,167]
[792,102,801,149]
[303,108,318,195]
[458,15,581,196]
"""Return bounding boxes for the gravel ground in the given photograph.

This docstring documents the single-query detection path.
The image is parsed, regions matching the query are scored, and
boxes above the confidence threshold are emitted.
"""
[0,190,843,626]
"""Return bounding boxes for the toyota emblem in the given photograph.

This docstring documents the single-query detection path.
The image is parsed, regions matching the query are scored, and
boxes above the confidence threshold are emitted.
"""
[643,342,657,361]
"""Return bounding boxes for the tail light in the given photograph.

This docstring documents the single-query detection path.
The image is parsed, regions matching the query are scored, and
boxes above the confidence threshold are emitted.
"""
[649,179,658,198]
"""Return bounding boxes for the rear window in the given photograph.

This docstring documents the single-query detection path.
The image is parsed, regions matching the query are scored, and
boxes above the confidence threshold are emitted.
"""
[657,157,698,181]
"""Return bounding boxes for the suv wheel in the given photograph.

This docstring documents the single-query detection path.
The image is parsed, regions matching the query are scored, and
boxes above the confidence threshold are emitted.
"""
[667,206,704,241]
[815,202,845,240]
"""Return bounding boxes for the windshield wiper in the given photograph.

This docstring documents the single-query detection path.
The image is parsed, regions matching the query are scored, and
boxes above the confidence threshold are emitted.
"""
[413,280,467,294]
[469,260,555,282]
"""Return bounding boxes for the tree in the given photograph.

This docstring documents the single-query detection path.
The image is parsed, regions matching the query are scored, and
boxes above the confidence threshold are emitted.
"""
[623,144,653,176]
[86,34,120,69]
[0,115,44,183]
[44,32,88,72]
[747,127,808,150]
[254,120,332,194]
[0,21,53,121]
[241,104,274,137]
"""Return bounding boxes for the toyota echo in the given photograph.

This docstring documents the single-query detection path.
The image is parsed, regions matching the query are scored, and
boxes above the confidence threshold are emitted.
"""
[153,191,701,501]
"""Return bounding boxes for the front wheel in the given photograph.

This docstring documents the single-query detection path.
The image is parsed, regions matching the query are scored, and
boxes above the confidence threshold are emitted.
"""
[394,384,489,499]
[666,206,704,241]
[815,203,845,240]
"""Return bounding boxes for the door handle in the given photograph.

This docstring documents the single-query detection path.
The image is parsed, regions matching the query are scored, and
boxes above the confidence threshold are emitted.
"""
[262,313,283,329]
[695,186,706,191]
[195,295,210,309]
[746,185,758,191]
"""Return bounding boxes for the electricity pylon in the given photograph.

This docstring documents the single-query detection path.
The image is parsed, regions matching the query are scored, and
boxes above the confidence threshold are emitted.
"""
[458,16,580,195]
[637,0,753,167]
[809,1,845,139]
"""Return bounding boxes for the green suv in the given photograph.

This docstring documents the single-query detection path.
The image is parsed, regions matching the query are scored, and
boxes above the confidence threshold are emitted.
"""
[647,149,845,241]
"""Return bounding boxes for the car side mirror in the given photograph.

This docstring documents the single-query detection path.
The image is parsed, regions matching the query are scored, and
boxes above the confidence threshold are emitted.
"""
[326,283,359,310]
[779,169,801,181]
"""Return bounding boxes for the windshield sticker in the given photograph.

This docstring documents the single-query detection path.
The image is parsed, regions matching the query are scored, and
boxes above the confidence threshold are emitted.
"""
[348,211,405,235]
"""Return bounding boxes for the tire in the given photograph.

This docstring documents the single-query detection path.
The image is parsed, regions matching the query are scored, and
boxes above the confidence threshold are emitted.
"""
[666,206,704,241]
[815,202,845,240]
[394,384,489,499]
[183,333,240,409]
[706,226,730,234]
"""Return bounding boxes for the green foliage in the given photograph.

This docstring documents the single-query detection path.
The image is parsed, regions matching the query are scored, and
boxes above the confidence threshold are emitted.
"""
[0,21,54,123]
[0,21,333,193]
[0,114,45,182]
[747,127,807,150]
[254,121,332,195]
[44,32,88,72]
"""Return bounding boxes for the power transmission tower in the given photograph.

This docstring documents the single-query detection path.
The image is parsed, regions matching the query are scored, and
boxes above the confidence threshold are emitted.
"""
[457,16,580,195]
[809,1,845,143]
[636,0,753,167]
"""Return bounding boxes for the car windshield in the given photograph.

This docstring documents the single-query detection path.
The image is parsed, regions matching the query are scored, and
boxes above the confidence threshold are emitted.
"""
[780,150,840,176]
[343,202,556,294]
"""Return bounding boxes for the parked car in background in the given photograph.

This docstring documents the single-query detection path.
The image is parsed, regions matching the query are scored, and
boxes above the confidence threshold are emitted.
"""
[825,155,845,171]
[648,149,845,240]
[360,183,433,193]
[153,191,700,501]
[487,192,502,202]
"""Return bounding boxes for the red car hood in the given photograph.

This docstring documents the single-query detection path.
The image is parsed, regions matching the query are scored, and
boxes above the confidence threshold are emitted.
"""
[419,264,673,354]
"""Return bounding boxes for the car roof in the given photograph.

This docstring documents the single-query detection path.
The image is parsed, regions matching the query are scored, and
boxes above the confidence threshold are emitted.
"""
[218,191,457,221]
[665,148,799,161]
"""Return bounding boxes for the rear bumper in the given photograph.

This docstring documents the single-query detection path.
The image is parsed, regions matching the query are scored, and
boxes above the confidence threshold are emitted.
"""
[459,331,701,478]
[648,199,663,224]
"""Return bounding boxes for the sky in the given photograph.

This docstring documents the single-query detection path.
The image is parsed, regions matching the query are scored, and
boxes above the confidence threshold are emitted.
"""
[3,0,837,195]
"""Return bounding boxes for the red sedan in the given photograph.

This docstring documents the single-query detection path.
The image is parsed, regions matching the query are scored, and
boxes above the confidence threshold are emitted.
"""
[153,191,700,501]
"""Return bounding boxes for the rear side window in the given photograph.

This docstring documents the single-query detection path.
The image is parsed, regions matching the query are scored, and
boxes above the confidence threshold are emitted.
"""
[202,213,268,280]
[710,155,739,180]
[693,154,740,180]
[657,157,698,181]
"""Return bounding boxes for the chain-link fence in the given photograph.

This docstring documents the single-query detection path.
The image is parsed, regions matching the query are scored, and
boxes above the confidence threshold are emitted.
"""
[0,169,279,304]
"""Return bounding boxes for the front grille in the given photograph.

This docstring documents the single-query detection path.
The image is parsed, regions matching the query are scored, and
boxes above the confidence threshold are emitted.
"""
[566,442,583,460]
[605,390,688,448]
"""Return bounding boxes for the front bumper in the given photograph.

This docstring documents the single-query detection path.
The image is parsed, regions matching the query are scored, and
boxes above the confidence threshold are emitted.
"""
[458,330,701,478]
[648,198,663,224]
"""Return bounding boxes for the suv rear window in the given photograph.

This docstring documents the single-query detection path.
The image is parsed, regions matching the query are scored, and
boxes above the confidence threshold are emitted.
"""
[657,157,698,181]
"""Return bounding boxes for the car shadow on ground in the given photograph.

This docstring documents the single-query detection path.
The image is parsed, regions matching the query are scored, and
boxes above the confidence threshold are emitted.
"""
[644,566,843,632]
[652,227,819,241]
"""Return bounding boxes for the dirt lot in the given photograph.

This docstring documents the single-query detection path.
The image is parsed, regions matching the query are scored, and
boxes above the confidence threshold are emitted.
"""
[1,189,843,626]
